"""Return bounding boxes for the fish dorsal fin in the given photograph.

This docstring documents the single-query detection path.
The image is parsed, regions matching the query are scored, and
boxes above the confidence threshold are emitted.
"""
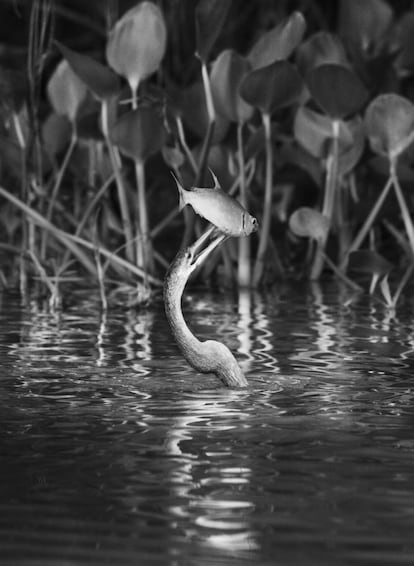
[208,168,221,190]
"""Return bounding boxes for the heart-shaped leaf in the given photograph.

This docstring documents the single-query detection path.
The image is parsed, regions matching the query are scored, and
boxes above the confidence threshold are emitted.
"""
[240,60,302,115]
[348,250,393,276]
[47,59,88,122]
[56,42,120,101]
[348,249,394,295]
[42,113,71,158]
[307,64,368,119]
[192,143,233,185]
[111,106,166,163]
[173,81,229,142]
[365,93,414,161]
[248,11,306,69]
[395,12,414,71]
[289,207,329,242]
[338,0,393,52]
[77,111,102,141]
[210,49,253,123]
[106,2,167,93]
[195,0,232,62]
[162,144,185,170]
[294,106,353,159]
[296,32,348,74]
[338,117,365,175]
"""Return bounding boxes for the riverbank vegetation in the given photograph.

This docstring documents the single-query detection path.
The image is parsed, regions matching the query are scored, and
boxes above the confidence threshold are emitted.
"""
[0,0,413,308]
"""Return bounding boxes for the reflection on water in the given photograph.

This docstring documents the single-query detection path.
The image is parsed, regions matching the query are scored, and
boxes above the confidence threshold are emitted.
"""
[1,284,414,565]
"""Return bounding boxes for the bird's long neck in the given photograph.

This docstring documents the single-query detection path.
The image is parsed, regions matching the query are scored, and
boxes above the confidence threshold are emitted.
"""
[164,261,204,369]
[164,251,248,388]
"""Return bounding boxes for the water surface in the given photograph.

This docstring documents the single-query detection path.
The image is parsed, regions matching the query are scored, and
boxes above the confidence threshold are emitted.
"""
[1,284,414,565]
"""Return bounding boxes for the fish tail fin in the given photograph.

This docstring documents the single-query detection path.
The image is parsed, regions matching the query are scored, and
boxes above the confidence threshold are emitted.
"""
[171,171,187,211]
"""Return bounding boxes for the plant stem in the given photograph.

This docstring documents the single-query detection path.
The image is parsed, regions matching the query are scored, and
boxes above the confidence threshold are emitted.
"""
[237,122,251,287]
[321,250,363,291]
[135,159,153,273]
[68,232,162,286]
[13,110,31,292]
[181,60,215,249]
[253,111,273,286]
[201,61,215,135]
[340,175,394,270]
[391,164,414,256]
[28,249,58,299]
[131,82,138,110]
[392,261,414,306]
[197,61,216,182]
[94,236,108,311]
[175,116,197,174]
[61,172,116,268]
[0,185,97,276]
[310,119,340,280]
[41,126,77,259]
[101,100,135,262]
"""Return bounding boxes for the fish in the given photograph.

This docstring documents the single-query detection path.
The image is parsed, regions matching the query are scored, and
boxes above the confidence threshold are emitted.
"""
[172,170,258,237]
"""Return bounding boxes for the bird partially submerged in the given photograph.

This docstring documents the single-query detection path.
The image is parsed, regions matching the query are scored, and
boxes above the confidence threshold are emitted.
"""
[164,227,248,388]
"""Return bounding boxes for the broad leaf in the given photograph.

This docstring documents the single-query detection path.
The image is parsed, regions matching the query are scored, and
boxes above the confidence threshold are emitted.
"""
[56,42,120,101]
[210,49,253,123]
[289,207,329,242]
[365,94,414,161]
[348,250,393,276]
[395,12,414,71]
[111,107,166,163]
[296,32,348,74]
[106,2,167,93]
[338,117,365,176]
[240,60,302,115]
[47,59,87,122]
[174,81,229,142]
[248,11,306,69]
[338,0,393,53]
[162,144,185,170]
[192,143,233,185]
[195,0,231,62]
[77,112,102,141]
[307,64,368,119]
[42,113,71,158]
[293,106,353,159]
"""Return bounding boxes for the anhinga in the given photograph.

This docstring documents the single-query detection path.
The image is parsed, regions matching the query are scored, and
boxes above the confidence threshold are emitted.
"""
[164,228,248,388]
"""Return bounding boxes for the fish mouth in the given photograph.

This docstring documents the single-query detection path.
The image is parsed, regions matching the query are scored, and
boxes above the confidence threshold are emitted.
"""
[188,226,227,273]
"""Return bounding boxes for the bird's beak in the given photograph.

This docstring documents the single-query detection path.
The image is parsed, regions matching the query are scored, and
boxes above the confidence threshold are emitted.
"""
[189,226,227,272]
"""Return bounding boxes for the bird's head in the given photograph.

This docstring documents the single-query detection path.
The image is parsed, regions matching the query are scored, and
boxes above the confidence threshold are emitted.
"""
[167,227,227,284]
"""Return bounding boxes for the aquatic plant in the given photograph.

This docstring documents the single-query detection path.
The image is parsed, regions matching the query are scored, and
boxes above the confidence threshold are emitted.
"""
[0,1,413,306]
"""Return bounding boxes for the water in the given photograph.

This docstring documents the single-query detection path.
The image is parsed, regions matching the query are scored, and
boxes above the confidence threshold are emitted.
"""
[1,284,414,565]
